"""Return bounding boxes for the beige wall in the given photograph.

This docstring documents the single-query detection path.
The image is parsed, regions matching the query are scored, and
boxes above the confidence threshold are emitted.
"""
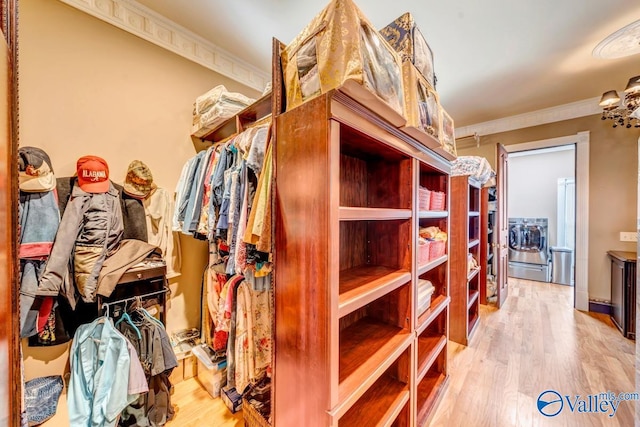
[20,0,261,379]
[458,115,640,302]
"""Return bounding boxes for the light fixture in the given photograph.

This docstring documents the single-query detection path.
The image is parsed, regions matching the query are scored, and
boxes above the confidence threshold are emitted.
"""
[599,75,640,128]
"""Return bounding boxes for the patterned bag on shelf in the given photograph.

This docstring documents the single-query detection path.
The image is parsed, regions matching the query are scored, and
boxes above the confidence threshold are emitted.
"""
[281,0,405,117]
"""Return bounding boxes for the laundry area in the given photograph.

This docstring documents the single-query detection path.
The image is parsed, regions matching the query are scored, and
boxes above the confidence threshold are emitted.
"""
[507,145,576,286]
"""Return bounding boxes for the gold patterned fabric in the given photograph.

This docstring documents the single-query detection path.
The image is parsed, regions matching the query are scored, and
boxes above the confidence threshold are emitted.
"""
[282,0,405,116]
[380,12,436,88]
[402,62,441,139]
[440,108,457,157]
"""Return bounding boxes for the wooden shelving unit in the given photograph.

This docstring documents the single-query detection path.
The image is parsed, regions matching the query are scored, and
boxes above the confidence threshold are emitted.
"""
[480,186,497,305]
[450,176,483,345]
[414,151,451,427]
[274,89,451,426]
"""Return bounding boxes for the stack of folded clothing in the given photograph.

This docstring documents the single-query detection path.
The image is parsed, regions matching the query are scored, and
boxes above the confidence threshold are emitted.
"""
[417,279,435,316]
[192,85,255,137]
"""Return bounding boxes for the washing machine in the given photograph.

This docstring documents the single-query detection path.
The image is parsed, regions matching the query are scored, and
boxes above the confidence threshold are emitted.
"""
[507,217,551,282]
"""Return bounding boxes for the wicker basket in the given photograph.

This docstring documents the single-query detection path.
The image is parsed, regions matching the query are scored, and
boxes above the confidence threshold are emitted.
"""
[429,240,446,260]
[242,398,270,427]
[418,187,431,211]
[430,191,446,211]
[418,240,431,265]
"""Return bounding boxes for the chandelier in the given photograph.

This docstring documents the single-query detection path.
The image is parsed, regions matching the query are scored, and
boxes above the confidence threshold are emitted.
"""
[598,75,640,128]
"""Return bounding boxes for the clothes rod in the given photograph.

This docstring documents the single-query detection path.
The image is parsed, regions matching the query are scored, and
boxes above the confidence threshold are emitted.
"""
[101,287,169,307]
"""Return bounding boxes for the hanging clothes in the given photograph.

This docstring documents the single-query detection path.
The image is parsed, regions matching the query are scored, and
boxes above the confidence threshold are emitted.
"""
[244,142,273,254]
[67,317,146,427]
[117,308,178,427]
[196,148,219,237]
[172,156,198,232]
[18,147,63,340]
[143,187,182,278]
[182,149,214,236]
[37,182,124,307]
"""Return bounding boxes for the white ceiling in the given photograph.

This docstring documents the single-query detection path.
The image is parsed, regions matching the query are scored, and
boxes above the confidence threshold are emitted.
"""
[135,0,640,127]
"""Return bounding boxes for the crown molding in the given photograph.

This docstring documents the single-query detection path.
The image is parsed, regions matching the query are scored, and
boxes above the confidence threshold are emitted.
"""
[455,97,602,140]
[58,0,270,92]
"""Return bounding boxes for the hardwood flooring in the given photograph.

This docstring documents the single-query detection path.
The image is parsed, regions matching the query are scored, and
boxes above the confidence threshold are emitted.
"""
[169,278,636,426]
[169,377,243,426]
[429,278,636,427]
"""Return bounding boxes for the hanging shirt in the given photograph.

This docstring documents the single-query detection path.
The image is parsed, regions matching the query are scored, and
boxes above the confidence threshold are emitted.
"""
[143,187,181,278]
[68,317,143,427]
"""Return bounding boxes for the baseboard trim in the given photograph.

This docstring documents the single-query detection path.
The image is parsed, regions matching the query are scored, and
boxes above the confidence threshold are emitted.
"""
[589,300,612,315]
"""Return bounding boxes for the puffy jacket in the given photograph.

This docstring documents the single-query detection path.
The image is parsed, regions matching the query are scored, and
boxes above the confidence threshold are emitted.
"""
[37,182,124,307]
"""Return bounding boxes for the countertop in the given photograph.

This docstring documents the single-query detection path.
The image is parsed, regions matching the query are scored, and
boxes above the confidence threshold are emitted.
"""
[607,250,637,263]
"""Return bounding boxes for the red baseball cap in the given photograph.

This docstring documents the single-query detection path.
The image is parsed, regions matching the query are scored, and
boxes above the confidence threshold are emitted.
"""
[77,155,110,193]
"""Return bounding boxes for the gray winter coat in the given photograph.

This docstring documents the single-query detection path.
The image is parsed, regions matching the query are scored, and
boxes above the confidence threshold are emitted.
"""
[37,182,124,307]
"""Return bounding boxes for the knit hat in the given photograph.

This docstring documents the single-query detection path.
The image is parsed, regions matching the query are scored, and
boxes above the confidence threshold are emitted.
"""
[77,155,110,193]
[123,160,155,199]
[18,147,56,192]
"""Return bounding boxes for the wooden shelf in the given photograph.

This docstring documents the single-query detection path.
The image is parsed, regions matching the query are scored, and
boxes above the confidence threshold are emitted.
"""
[417,295,450,334]
[418,210,449,219]
[417,335,447,383]
[339,266,411,318]
[468,239,480,249]
[417,255,448,276]
[468,290,479,309]
[416,372,448,426]
[467,268,480,281]
[338,80,406,128]
[339,207,412,221]
[468,312,480,336]
[338,318,412,414]
[198,92,272,141]
[338,375,410,427]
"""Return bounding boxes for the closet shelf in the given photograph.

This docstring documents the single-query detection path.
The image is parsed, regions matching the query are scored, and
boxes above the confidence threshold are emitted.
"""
[199,92,272,142]
[417,335,447,383]
[468,290,479,309]
[337,376,410,427]
[418,210,449,219]
[337,318,412,417]
[417,295,450,334]
[416,372,448,426]
[468,312,480,336]
[468,239,480,249]
[339,207,412,221]
[468,211,480,217]
[467,268,480,282]
[417,255,448,276]
[339,267,411,318]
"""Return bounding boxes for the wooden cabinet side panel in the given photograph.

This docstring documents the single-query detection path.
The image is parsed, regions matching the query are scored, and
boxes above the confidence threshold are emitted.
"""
[449,176,469,345]
[275,96,333,426]
[479,187,489,304]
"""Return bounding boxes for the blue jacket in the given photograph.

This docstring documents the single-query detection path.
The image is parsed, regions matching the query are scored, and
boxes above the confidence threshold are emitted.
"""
[68,317,136,427]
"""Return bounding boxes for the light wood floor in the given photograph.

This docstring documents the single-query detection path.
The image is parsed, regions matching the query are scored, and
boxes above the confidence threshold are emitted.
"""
[170,279,636,426]
[430,278,636,427]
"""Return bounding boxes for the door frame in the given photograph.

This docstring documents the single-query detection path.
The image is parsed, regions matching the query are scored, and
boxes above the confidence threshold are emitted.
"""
[503,131,589,311]
[1,0,19,424]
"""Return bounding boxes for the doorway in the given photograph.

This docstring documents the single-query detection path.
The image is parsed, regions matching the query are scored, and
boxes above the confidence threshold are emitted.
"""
[507,145,576,291]
[503,132,589,311]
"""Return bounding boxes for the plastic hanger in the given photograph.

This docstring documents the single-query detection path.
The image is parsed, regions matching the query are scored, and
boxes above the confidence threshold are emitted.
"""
[132,296,164,329]
[115,301,142,339]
